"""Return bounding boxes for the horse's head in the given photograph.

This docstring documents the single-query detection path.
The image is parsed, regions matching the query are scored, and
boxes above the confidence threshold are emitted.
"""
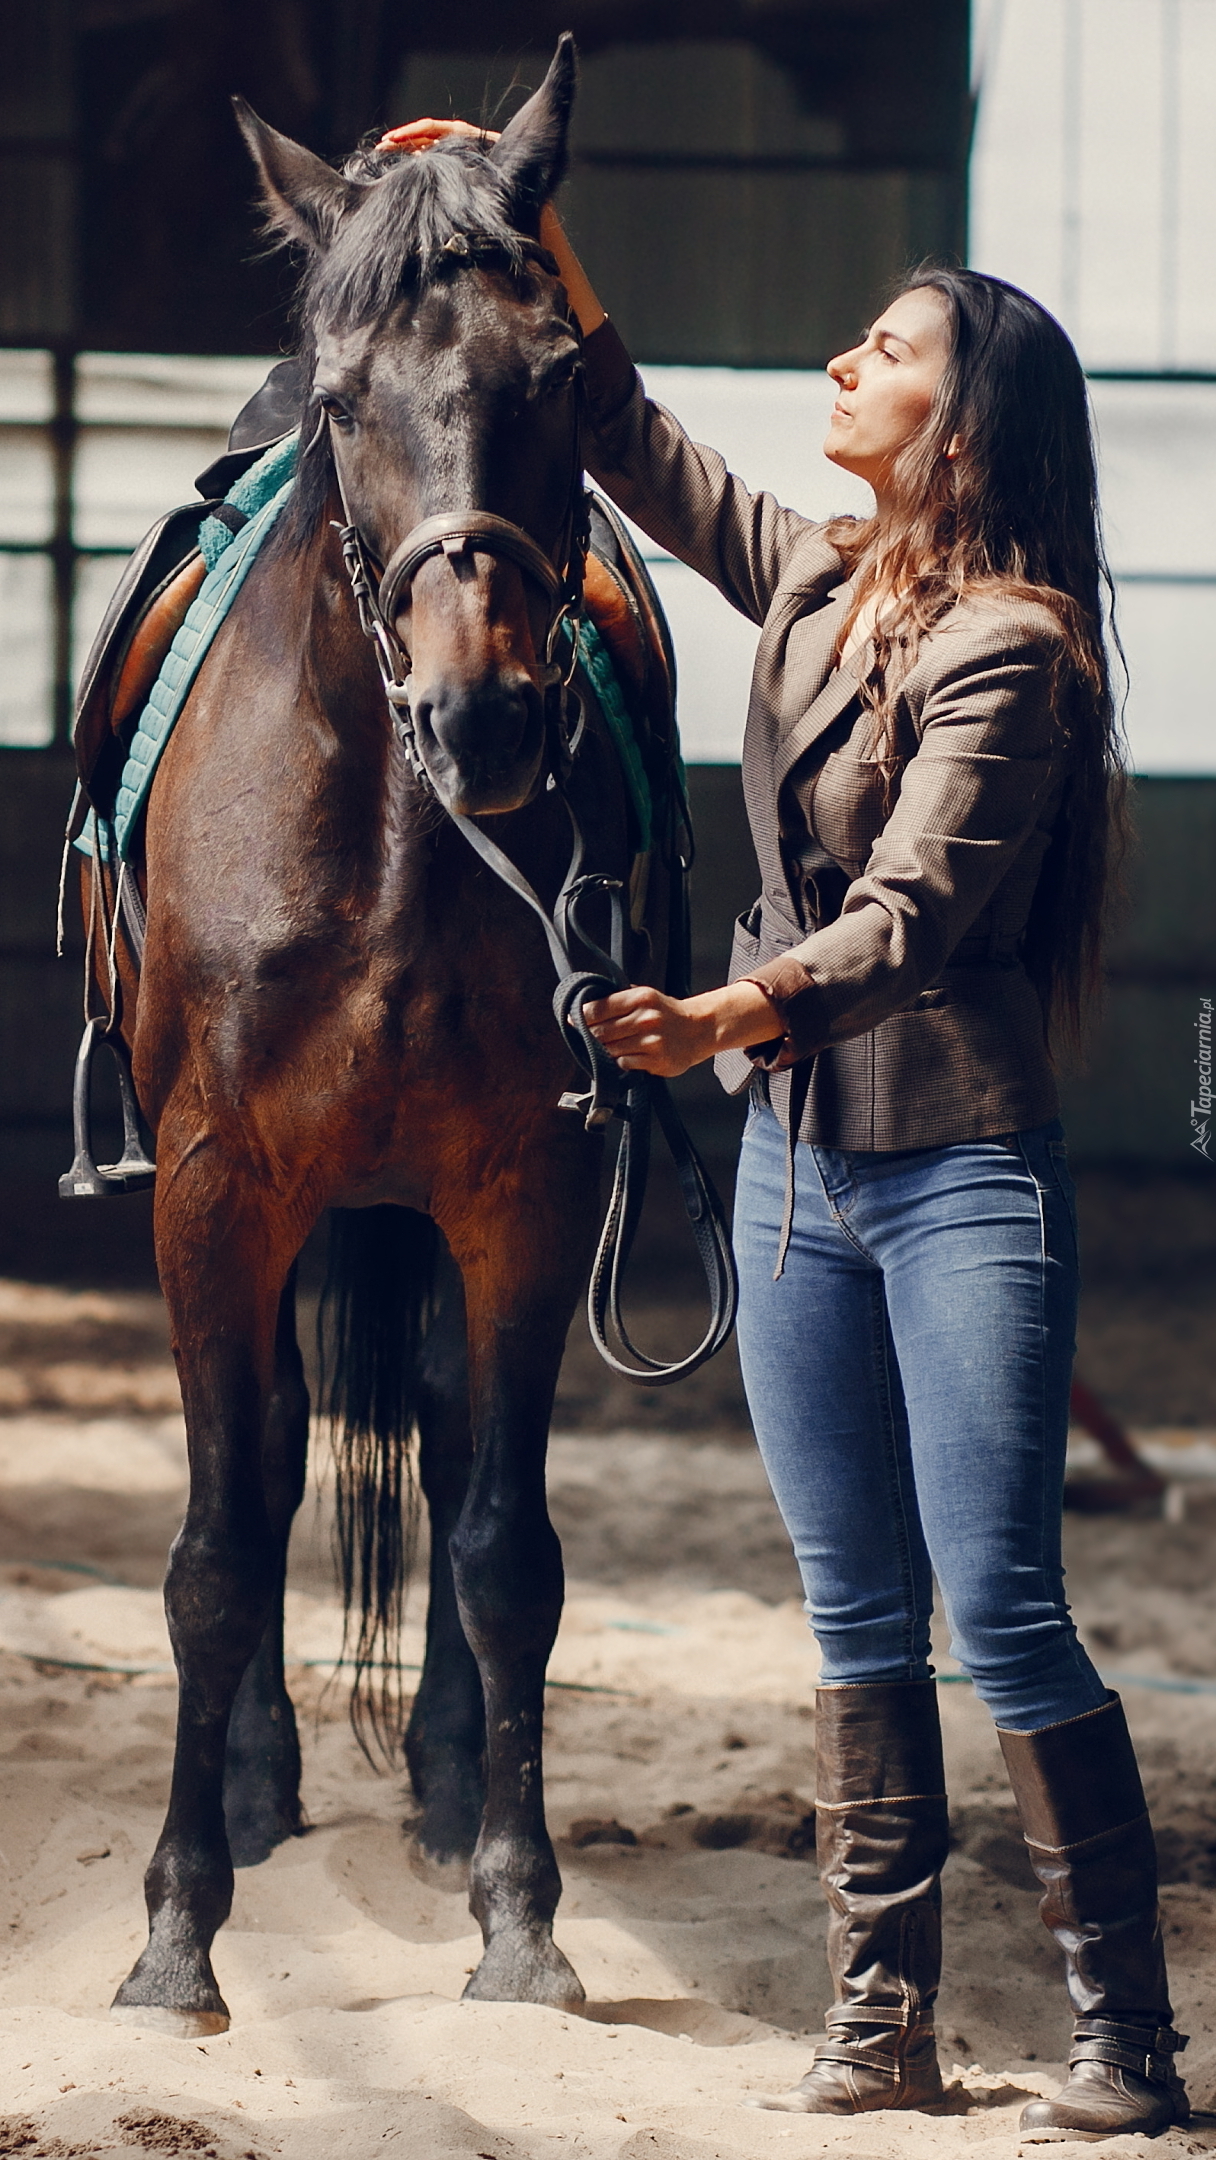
[236,39,582,815]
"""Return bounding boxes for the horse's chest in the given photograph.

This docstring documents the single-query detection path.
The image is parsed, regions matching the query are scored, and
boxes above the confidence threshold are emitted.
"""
[328,939,568,1118]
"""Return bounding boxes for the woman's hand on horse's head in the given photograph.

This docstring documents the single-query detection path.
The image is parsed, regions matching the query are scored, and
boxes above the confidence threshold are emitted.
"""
[375,117,500,154]
[374,116,606,336]
[582,979,784,1078]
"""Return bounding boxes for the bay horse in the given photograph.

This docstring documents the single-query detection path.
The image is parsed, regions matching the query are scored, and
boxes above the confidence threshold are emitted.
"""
[99,39,690,2034]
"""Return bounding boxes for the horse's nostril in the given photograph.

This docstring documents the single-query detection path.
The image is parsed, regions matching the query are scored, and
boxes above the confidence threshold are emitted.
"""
[409,675,546,813]
[419,678,539,766]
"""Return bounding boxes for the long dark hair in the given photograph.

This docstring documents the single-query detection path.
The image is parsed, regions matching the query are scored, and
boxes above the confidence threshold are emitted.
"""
[825,265,1128,1063]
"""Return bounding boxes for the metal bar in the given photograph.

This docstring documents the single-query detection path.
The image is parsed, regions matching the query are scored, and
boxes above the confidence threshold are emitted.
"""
[49,347,76,747]
[0,418,233,434]
[1110,571,1216,586]
[1085,369,1216,384]
[0,541,130,557]
[1159,0,1181,371]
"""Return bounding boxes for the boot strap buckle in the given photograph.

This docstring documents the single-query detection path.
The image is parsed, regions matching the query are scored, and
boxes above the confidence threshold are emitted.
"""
[1070,2024,1188,2085]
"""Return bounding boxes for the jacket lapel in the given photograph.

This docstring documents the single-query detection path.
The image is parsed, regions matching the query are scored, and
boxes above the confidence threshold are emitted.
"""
[774,656,865,793]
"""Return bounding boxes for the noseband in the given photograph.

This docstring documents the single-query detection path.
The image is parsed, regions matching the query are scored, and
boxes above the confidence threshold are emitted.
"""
[328,408,586,792]
[378,509,565,625]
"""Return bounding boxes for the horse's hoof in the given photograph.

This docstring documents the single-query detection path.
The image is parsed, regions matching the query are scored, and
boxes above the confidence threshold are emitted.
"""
[110,2003,230,2039]
[408,1836,470,1893]
[461,1930,585,2011]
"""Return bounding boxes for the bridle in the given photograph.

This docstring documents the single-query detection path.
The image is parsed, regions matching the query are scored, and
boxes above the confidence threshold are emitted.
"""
[331,488,587,790]
[324,259,589,797]
[323,262,737,1386]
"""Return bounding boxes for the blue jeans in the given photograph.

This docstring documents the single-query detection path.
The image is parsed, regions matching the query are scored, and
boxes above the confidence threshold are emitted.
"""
[733,1100,1107,1732]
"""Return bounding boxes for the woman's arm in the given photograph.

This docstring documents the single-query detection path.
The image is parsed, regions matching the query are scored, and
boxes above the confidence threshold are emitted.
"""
[376,118,839,627]
[581,976,785,1078]
[538,203,605,337]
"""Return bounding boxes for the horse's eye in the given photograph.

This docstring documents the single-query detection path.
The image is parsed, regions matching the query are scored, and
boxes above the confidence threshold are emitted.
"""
[318,393,354,428]
[545,359,580,398]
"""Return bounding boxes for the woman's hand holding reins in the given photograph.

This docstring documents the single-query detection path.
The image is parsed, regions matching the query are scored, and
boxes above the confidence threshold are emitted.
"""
[581,980,782,1078]
[375,118,607,335]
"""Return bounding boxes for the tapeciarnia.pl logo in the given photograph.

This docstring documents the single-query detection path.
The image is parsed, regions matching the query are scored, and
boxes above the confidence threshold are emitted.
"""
[1192,996,1213,1160]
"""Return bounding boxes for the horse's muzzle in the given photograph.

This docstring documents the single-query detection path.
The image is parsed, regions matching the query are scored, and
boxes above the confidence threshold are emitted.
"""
[412,672,547,815]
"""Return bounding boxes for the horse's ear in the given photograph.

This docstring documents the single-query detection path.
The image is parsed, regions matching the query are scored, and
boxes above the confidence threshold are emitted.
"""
[488,33,577,228]
[232,97,359,252]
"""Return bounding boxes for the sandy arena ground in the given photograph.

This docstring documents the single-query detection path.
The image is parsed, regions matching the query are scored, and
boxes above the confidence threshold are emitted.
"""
[0,1280,1214,2159]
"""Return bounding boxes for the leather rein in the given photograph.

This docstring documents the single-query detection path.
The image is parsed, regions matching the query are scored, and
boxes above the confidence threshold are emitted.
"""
[326,399,738,1386]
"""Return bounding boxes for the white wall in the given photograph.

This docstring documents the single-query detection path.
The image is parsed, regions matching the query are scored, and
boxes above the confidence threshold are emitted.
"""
[622,369,872,763]
[971,0,1216,775]
[6,0,1212,777]
[971,0,1216,371]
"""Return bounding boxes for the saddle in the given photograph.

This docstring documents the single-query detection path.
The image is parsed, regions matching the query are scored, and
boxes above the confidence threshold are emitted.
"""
[74,501,218,824]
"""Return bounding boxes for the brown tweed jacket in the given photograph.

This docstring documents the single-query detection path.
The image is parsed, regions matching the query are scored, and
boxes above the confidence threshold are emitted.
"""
[582,320,1070,1151]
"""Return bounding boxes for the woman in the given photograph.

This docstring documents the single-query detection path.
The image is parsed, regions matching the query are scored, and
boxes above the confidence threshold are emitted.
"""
[380,117,1187,2140]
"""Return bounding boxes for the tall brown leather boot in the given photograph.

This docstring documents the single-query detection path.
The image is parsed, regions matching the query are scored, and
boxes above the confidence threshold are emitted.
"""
[752,1679,949,2114]
[999,1693,1189,2141]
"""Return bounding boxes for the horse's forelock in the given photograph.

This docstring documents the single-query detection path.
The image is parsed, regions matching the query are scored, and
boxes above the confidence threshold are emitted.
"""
[277,146,547,554]
[304,143,528,335]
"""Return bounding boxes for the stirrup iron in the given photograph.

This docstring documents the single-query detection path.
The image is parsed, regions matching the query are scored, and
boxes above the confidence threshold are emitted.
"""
[59,1018,156,1198]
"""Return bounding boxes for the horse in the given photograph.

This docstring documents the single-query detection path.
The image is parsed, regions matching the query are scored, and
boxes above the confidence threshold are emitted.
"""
[88,38,696,2035]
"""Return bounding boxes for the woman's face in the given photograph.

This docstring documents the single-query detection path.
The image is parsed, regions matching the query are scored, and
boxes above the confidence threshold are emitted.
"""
[823,288,954,504]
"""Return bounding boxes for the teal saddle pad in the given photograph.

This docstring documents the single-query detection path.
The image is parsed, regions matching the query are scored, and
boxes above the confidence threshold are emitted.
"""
[76,437,299,862]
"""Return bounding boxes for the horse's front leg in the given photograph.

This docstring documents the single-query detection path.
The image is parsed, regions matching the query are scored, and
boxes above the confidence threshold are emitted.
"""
[112,1155,297,2035]
[444,1162,593,2011]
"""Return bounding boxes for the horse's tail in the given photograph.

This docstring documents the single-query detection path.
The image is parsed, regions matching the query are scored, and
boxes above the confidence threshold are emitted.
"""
[317,1204,440,1762]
